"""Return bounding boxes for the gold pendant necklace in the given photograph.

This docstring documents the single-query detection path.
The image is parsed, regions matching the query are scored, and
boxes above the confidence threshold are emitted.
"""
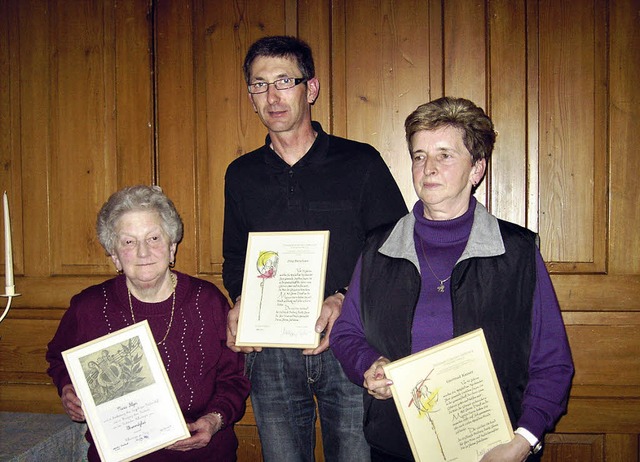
[128,272,177,345]
[418,237,451,293]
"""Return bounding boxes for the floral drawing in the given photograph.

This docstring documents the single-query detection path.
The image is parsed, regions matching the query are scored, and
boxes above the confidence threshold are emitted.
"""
[256,250,278,321]
[408,369,445,460]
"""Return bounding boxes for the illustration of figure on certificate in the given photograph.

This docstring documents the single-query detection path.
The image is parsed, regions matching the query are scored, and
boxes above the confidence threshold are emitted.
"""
[256,250,278,321]
[79,336,155,406]
[409,369,446,460]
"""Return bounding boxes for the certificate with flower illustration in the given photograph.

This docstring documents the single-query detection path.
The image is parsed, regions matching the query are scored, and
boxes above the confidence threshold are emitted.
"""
[236,230,330,348]
[382,329,513,462]
[62,320,190,462]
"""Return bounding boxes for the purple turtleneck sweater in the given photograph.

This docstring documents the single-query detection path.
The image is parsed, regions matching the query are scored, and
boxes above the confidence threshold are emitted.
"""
[411,199,473,351]
[331,198,574,440]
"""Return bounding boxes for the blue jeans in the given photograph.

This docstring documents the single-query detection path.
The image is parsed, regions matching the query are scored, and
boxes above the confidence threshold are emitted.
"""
[246,348,370,462]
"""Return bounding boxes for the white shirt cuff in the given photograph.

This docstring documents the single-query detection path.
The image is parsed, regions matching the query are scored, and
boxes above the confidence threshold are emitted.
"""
[514,427,539,446]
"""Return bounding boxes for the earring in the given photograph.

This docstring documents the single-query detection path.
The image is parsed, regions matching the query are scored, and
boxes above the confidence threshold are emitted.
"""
[116,269,123,274]
[169,261,175,268]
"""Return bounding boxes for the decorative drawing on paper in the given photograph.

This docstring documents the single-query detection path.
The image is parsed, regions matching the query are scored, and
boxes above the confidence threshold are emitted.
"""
[408,369,445,460]
[256,250,278,320]
[80,336,155,406]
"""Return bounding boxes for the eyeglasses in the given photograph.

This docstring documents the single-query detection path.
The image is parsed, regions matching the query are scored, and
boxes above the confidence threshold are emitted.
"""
[247,77,307,94]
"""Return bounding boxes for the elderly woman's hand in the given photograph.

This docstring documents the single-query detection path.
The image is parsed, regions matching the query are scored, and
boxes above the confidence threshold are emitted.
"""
[167,412,223,452]
[61,383,85,422]
[363,356,393,400]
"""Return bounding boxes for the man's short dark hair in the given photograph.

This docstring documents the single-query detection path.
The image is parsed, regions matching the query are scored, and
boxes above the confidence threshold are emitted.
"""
[243,36,315,84]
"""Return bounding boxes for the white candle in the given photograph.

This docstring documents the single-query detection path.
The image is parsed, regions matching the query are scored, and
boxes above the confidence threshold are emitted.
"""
[3,191,15,294]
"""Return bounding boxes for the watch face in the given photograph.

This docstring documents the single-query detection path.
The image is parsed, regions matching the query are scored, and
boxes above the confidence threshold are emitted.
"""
[532,441,543,454]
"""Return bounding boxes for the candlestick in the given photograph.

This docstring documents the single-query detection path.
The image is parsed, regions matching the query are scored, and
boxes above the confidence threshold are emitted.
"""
[3,191,15,296]
[1,190,19,324]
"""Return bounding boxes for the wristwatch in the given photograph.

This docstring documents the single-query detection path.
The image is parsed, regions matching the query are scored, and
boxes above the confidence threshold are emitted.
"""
[514,427,542,456]
[529,440,543,455]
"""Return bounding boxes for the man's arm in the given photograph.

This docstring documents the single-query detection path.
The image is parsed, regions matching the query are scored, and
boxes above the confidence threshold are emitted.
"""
[222,175,247,301]
[360,150,408,232]
[222,169,255,352]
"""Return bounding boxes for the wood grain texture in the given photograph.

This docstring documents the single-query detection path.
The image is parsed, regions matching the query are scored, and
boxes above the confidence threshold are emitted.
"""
[49,0,118,275]
[537,0,607,272]
[488,0,528,227]
[543,434,604,462]
[339,0,432,207]
[1,1,639,460]
[609,0,640,275]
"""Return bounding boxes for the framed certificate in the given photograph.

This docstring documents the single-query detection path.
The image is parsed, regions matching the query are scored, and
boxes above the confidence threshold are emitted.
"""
[62,320,190,462]
[236,230,330,348]
[382,329,513,462]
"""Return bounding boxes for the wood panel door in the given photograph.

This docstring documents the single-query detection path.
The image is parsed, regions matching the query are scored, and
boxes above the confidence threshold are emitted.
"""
[0,0,154,410]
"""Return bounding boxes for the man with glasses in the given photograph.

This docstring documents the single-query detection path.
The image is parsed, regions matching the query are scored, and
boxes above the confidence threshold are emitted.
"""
[222,36,407,461]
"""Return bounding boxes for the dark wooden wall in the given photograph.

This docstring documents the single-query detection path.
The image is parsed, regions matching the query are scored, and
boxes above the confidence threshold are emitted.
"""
[1,1,639,460]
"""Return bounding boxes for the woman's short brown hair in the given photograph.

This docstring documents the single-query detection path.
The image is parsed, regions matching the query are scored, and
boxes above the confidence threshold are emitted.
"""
[404,97,496,163]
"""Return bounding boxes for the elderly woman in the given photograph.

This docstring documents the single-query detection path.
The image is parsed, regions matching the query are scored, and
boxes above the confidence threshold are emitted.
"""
[46,185,250,461]
[331,97,574,462]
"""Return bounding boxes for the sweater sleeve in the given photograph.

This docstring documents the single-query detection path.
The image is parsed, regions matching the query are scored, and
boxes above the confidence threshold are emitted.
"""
[46,295,81,395]
[517,251,574,439]
[331,257,384,385]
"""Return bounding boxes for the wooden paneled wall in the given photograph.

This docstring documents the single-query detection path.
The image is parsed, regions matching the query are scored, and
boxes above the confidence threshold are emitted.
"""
[1,1,639,460]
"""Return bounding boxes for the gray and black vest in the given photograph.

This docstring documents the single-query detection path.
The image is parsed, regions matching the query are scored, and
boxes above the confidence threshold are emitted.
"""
[359,220,537,459]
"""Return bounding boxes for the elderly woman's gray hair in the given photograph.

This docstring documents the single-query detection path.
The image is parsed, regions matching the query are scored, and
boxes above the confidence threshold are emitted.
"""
[96,185,183,255]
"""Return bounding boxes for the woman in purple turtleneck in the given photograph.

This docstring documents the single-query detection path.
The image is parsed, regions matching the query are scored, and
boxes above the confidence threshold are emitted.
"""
[331,97,573,462]
[46,185,250,461]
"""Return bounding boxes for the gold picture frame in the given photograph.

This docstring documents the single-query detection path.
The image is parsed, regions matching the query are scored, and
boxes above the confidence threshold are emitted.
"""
[382,329,513,462]
[62,320,190,462]
[236,230,330,348]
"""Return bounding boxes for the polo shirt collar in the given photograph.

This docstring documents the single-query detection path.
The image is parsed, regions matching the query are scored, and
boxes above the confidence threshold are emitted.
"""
[262,121,328,168]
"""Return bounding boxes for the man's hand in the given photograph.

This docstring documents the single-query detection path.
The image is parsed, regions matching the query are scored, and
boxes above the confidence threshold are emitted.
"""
[479,434,531,462]
[226,297,262,353]
[303,292,344,355]
[167,412,223,452]
[363,356,393,400]
[61,383,85,422]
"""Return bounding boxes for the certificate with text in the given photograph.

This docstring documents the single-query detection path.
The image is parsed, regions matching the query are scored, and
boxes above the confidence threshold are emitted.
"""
[62,320,190,462]
[236,230,330,348]
[382,329,513,462]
